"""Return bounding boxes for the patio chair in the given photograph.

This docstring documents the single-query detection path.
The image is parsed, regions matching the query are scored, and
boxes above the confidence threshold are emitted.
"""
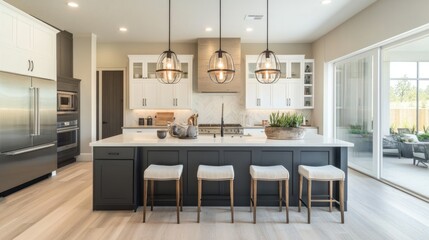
[412,144,429,168]
[382,135,401,159]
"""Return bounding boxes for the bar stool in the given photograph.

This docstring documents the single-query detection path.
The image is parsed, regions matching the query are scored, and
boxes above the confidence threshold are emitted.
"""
[143,164,183,224]
[250,165,289,224]
[298,165,345,224]
[197,165,234,223]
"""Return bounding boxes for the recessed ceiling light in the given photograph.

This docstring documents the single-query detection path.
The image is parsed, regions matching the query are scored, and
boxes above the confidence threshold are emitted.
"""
[119,27,128,32]
[205,27,212,32]
[321,0,332,4]
[67,2,79,8]
[246,28,253,32]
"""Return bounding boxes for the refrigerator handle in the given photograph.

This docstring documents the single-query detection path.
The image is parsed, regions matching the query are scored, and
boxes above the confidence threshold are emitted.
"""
[36,88,40,135]
[1,143,55,156]
[30,87,40,136]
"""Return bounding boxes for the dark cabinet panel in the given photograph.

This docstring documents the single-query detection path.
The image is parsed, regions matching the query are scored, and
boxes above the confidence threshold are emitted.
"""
[299,150,331,203]
[144,150,180,195]
[57,31,73,78]
[254,150,293,198]
[93,147,136,210]
[223,150,252,197]
[187,150,220,196]
[94,159,133,208]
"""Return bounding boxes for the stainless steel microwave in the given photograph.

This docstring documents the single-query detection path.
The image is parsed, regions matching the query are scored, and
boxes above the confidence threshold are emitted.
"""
[57,91,78,112]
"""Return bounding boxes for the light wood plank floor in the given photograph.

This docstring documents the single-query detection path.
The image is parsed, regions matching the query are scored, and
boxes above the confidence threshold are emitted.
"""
[1,162,428,240]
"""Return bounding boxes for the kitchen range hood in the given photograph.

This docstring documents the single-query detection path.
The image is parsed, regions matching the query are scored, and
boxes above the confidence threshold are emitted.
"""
[197,38,241,93]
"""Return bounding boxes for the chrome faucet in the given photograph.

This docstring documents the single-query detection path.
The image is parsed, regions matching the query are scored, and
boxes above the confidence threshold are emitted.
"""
[221,103,224,137]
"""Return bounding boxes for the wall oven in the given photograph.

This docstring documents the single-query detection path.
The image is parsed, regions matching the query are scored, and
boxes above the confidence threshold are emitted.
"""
[57,120,79,152]
[57,91,78,113]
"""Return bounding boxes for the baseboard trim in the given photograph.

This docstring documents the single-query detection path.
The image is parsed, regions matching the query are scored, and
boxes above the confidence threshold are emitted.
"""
[77,153,93,162]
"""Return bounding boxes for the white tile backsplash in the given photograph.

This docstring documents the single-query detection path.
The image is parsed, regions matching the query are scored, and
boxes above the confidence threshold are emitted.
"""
[125,91,313,127]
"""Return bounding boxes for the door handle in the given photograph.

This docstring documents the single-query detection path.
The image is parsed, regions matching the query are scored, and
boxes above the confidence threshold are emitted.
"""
[28,60,31,71]
[102,121,108,124]
[1,143,55,156]
[31,60,34,71]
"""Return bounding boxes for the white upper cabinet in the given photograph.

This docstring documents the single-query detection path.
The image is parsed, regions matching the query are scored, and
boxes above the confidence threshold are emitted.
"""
[245,55,313,109]
[0,1,58,80]
[128,55,193,109]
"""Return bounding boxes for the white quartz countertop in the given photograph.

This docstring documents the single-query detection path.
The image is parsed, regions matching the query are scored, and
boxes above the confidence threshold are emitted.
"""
[90,133,353,147]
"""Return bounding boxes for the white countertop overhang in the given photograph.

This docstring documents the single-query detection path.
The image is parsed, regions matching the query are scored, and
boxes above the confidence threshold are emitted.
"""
[90,133,354,148]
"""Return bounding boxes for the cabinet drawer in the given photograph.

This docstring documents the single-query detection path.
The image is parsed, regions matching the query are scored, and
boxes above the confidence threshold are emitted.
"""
[93,147,135,159]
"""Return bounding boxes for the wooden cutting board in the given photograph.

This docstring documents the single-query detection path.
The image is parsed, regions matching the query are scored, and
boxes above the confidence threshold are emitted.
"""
[155,112,175,126]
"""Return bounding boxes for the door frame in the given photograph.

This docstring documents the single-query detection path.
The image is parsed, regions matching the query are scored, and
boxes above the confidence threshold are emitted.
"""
[96,67,126,140]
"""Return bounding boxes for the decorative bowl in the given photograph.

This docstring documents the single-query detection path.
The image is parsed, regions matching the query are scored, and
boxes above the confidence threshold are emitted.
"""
[157,130,167,139]
[264,127,306,140]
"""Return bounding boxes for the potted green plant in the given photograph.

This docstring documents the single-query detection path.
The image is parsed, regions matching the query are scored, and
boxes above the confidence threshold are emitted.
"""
[265,112,305,140]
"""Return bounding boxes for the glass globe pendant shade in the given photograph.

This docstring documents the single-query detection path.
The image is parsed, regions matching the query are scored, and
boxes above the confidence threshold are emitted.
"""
[208,50,235,84]
[156,50,182,84]
[255,50,281,84]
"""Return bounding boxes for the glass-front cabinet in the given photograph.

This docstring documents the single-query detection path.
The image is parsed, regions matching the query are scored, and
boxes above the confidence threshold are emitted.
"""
[245,55,313,109]
[128,55,193,109]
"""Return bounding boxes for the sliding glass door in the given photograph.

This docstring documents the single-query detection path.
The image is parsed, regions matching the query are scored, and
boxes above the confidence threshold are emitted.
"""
[381,36,429,198]
[334,50,378,176]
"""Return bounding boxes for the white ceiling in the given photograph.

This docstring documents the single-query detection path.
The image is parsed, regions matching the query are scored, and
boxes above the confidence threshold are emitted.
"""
[5,0,377,43]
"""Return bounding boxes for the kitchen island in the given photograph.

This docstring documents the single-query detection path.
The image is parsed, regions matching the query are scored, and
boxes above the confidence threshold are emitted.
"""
[90,133,353,210]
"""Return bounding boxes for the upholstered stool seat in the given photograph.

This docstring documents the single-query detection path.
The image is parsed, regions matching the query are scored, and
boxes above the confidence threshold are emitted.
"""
[197,165,234,180]
[298,165,345,181]
[250,165,289,180]
[145,164,183,180]
[197,165,235,223]
[250,165,289,224]
[143,164,183,224]
[298,165,345,224]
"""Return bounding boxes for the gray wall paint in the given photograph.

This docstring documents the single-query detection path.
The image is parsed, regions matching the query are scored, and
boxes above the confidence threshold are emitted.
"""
[312,0,429,135]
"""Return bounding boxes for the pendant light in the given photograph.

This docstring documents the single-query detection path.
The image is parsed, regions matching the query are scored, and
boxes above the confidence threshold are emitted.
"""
[207,0,235,84]
[255,0,281,84]
[156,0,182,84]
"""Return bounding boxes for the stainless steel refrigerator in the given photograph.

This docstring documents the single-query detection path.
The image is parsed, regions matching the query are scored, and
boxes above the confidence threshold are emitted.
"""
[0,71,57,194]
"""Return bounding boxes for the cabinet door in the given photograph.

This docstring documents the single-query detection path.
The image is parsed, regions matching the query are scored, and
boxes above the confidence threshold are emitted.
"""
[271,80,287,108]
[0,6,24,75]
[174,79,191,108]
[130,79,159,109]
[246,81,259,108]
[129,80,144,109]
[258,83,271,108]
[286,80,303,108]
[157,83,175,108]
[94,159,134,207]
[31,22,56,79]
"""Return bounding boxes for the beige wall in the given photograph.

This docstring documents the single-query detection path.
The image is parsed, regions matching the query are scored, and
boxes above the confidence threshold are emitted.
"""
[97,42,313,128]
[74,34,97,158]
[312,0,429,135]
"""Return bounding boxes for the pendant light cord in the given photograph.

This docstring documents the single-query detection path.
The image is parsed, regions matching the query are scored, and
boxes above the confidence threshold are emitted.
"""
[219,0,222,51]
[266,0,269,51]
[168,0,171,51]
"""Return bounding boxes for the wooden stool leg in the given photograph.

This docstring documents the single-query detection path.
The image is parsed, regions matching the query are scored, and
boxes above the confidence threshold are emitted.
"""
[176,179,180,224]
[298,175,303,212]
[340,180,345,224]
[180,177,183,212]
[307,179,312,224]
[278,180,282,212]
[143,180,148,223]
[253,179,257,224]
[285,179,289,224]
[250,178,253,212]
[329,180,333,212]
[197,179,202,223]
[150,180,154,211]
[230,179,234,223]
